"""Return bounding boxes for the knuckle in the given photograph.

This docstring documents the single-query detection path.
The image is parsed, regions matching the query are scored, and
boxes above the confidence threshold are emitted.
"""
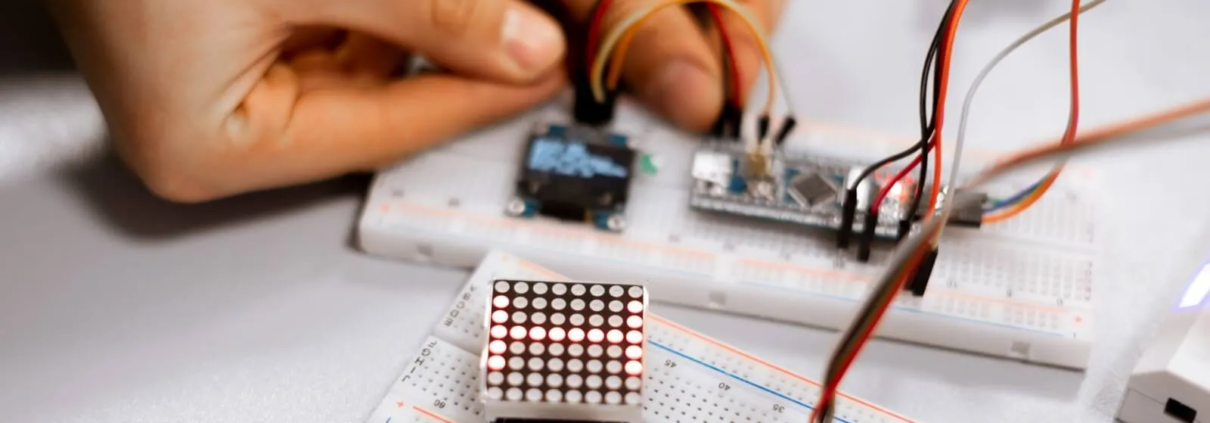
[140,168,215,204]
[134,157,217,203]
[428,0,481,38]
[119,133,219,203]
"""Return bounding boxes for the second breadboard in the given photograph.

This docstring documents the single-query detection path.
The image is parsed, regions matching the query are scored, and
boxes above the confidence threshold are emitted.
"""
[358,104,1099,370]
[363,251,917,423]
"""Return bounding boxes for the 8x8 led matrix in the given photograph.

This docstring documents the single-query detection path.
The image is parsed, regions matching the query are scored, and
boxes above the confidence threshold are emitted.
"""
[481,280,648,423]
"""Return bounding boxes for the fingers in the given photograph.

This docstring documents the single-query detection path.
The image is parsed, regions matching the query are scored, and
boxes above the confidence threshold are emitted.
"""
[336,33,408,78]
[142,64,566,202]
[565,0,723,132]
[709,0,786,108]
[279,27,345,58]
[288,0,566,84]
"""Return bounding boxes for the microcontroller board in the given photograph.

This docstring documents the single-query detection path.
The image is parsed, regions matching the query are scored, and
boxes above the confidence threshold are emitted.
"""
[690,140,917,240]
[689,140,986,264]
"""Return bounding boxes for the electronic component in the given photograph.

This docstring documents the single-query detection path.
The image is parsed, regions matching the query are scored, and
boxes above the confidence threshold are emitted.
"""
[788,170,837,207]
[1118,303,1210,423]
[906,247,940,297]
[481,279,647,423]
[507,124,637,232]
[573,82,616,126]
[359,116,1100,370]
[844,167,882,218]
[915,186,987,228]
[688,142,990,267]
[689,141,916,243]
[364,252,917,423]
[709,102,744,139]
[1118,229,1210,423]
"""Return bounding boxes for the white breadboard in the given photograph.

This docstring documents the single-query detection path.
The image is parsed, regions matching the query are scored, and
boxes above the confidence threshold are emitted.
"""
[365,251,917,423]
[358,101,1100,370]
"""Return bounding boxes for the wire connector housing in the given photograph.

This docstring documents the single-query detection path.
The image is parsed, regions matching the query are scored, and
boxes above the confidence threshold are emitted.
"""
[837,190,858,248]
[573,78,617,126]
[857,212,878,261]
[907,247,940,296]
[710,102,744,139]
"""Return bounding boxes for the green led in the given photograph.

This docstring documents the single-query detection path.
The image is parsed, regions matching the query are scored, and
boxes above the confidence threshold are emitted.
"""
[639,154,659,175]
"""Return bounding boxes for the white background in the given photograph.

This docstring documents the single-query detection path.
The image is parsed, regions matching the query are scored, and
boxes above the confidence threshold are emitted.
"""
[3,1,1210,422]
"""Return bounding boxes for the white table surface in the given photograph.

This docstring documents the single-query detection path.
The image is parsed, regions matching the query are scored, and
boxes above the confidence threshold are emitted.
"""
[4,1,1210,422]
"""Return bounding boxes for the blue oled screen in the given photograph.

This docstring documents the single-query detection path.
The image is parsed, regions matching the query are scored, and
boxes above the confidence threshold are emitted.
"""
[526,137,629,180]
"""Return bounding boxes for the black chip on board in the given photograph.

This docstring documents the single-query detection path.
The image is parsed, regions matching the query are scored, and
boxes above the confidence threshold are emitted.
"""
[789,171,837,206]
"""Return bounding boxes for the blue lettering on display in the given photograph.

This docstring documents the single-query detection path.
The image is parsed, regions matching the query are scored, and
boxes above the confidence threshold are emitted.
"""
[527,138,629,178]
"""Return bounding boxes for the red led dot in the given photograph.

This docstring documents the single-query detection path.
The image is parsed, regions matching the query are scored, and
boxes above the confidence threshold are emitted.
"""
[549,327,566,342]
[569,328,585,342]
[587,329,604,343]
[627,316,643,328]
[625,360,643,375]
[626,345,642,359]
[491,326,507,338]
[510,326,527,340]
[606,329,624,344]
[493,296,509,309]
[490,340,507,354]
[491,310,509,324]
[530,327,547,341]
[627,301,643,313]
[488,355,505,370]
[626,330,642,344]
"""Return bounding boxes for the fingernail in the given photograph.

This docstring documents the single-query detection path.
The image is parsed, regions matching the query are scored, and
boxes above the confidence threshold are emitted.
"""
[652,60,720,131]
[502,7,565,76]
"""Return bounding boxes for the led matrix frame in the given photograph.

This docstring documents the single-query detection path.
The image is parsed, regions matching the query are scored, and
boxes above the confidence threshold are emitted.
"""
[481,280,648,423]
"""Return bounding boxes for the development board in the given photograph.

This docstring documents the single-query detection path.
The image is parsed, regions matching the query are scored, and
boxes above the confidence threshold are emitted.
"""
[358,102,1099,369]
[364,251,917,423]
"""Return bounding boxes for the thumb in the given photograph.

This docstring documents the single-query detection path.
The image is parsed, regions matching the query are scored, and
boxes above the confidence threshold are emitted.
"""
[287,0,567,83]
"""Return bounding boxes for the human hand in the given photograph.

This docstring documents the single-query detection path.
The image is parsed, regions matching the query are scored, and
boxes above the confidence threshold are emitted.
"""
[565,0,786,130]
[49,0,783,202]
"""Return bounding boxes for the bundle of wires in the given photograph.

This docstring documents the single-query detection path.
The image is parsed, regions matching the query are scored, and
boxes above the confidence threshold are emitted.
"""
[812,1,1103,421]
[584,0,797,143]
[583,0,741,125]
[960,0,1099,225]
[838,0,964,257]
[810,94,1210,423]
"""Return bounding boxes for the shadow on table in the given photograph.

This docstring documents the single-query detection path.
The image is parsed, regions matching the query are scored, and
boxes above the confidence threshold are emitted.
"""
[57,150,372,242]
[855,337,1085,404]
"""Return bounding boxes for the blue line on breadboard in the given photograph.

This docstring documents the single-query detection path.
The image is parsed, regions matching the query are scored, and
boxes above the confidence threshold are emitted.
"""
[649,341,853,423]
